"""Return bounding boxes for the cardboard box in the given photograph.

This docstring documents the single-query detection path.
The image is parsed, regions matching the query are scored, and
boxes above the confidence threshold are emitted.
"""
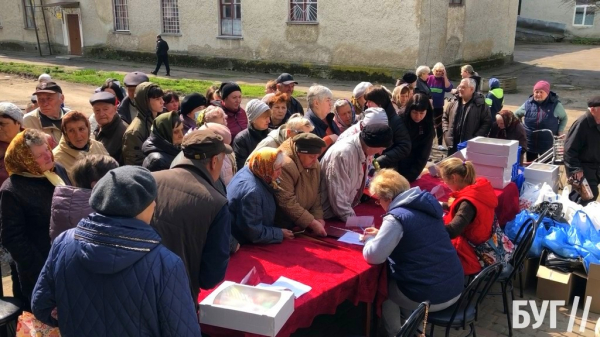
[524,163,559,183]
[536,266,586,306]
[479,174,511,189]
[473,163,512,180]
[467,151,515,168]
[515,257,540,291]
[467,137,519,160]
[585,263,600,314]
[200,281,295,337]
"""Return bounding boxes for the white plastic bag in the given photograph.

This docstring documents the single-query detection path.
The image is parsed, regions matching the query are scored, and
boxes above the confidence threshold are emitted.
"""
[519,181,542,210]
[534,182,558,206]
[584,202,600,231]
[559,185,583,225]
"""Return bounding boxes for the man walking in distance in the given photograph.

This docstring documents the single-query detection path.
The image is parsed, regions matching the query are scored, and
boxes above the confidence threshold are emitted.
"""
[152,35,170,76]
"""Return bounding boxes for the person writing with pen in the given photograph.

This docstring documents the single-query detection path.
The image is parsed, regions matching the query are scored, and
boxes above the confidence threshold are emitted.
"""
[360,169,464,336]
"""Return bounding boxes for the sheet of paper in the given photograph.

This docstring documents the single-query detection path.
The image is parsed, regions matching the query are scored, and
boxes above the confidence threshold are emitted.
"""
[345,216,374,229]
[337,231,365,246]
[256,276,312,299]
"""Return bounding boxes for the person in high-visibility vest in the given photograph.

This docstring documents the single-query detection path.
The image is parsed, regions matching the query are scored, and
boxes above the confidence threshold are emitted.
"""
[485,78,504,120]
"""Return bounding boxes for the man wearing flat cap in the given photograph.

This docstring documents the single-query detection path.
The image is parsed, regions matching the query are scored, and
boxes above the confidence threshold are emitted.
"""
[320,124,393,221]
[151,130,232,301]
[276,73,304,116]
[90,92,129,164]
[275,133,328,236]
[23,81,70,148]
[564,96,600,205]
[118,71,150,124]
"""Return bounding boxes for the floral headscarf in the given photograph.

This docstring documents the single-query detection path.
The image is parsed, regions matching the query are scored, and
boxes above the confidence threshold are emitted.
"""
[195,108,207,127]
[5,130,65,186]
[496,110,521,139]
[247,147,283,190]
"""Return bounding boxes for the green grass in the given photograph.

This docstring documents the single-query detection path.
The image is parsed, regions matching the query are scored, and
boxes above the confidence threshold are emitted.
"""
[569,37,600,45]
[0,61,303,98]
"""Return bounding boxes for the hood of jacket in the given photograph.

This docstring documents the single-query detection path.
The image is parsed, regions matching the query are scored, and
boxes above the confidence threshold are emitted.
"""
[388,187,443,219]
[74,213,161,275]
[133,82,158,119]
[268,126,287,145]
[142,131,180,157]
[451,177,498,209]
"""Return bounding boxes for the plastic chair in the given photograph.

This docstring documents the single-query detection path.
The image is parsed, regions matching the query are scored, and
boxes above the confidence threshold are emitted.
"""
[0,261,24,337]
[427,263,504,337]
[396,301,429,337]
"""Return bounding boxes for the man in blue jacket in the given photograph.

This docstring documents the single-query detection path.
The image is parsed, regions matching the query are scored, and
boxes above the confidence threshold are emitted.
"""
[32,166,201,336]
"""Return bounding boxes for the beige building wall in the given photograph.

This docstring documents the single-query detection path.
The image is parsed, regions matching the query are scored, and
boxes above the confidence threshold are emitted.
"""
[520,0,600,38]
[0,0,43,48]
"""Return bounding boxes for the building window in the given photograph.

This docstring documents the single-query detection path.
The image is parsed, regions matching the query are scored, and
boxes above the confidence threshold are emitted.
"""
[23,0,35,29]
[220,0,241,36]
[574,5,595,26]
[290,0,317,22]
[449,0,463,5]
[113,0,130,31]
[161,0,180,34]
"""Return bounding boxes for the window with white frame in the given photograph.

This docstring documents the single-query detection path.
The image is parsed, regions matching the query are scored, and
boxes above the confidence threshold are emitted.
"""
[290,0,317,22]
[161,0,180,34]
[23,0,35,29]
[220,0,241,36]
[574,4,595,26]
[113,0,130,31]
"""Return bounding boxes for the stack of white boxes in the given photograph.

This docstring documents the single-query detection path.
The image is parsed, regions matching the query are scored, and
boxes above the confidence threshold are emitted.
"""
[466,137,519,189]
[524,163,560,192]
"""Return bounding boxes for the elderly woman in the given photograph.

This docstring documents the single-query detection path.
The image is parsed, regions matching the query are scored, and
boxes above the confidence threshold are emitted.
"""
[338,107,388,141]
[263,92,290,129]
[142,111,184,172]
[252,113,313,154]
[0,129,70,306]
[392,84,411,115]
[0,102,25,185]
[514,81,567,161]
[275,133,328,236]
[217,82,246,139]
[227,148,294,244]
[414,65,432,99]
[233,99,272,169]
[53,111,109,176]
[199,122,237,186]
[490,110,528,162]
[428,62,453,150]
[194,105,227,129]
[50,155,119,242]
[438,158,498,275]
[305,85,338,148]
[397,94,435,182]
[351,82,373,120]
[332,99,356,133]
[362,169,464,335]
[179,93,207,134]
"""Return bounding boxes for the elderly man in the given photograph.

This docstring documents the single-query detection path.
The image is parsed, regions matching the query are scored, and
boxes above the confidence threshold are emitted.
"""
[442,78,492,155]
[118,72,150,125]
[305,85,339,149]
[564,96,600,205]
[23,82,69,148]
[276,73,304,116]
[276,133,328,236]
[151,130,231,301]
[321,124,393,222]
[90,92,129,164]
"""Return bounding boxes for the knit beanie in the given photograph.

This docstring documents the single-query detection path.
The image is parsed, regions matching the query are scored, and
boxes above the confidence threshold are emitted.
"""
[362,107,388,126]
[352,82,373,99]
[89,166,157,218]
[360,124,393,148]
[489,78,501,90]
[180,93,207,116]
[245,99,270,124]
[401,72,418,85]
[0,102,24,125]
[533,81,550,95]
[219,82,242,100]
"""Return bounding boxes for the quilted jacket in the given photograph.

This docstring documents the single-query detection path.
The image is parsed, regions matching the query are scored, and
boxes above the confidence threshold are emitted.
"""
[49,185,92,242]
[32,214,202,337]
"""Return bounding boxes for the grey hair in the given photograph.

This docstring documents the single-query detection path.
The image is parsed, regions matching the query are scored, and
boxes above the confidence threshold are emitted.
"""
[204,106,227,122]
[416,66,431,77]
[23,128,48,147]
[286,115,314,132]
[461,78,477,89]
[333,99,350,111]
[307,85,333,109]
[432,62,445,71]
[461,64,475,75]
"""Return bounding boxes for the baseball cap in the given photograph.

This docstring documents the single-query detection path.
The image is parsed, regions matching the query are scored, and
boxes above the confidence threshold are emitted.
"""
[276,73,298,85]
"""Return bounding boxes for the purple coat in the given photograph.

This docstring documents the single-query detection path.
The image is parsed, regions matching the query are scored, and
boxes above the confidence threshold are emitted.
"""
[49,186,92,242]
[427,75,453,109]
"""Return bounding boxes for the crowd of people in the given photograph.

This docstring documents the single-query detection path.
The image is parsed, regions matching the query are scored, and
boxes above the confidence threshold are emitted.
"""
[0,62,598,337]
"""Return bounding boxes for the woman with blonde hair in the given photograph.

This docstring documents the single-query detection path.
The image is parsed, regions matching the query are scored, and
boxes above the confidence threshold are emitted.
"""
[438,158,498,275]
[428,62,453,150]
[362,169,463,335]
[391,84,411,114]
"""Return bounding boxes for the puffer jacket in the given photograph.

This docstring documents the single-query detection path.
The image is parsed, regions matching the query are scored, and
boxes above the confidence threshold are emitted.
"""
[32,214,201,337]
[442,93,492,149]
[122,82,157,166]
[142,133,180,172]
[49,186,92,242]
[275,138,323,229]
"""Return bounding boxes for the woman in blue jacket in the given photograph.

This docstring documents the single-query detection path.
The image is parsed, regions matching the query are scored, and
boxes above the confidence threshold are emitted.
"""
[32,166,201,337]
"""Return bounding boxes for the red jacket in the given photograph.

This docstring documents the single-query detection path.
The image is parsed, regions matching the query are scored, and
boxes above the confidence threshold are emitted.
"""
[444,178,498,275]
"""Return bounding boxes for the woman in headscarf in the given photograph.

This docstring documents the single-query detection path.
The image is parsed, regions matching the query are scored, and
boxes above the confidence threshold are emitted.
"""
[53,111,109,177]
[332,99,356,134]
[142,111,184,172]
[227,148,294,245]
[199,122,236,186]
[490,109,528,162]
[391,84,411,115]
[0,128,70,308]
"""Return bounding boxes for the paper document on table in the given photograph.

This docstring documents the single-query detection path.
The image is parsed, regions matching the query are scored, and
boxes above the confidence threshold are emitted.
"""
[256,276,311,298]
[337,231,365,246]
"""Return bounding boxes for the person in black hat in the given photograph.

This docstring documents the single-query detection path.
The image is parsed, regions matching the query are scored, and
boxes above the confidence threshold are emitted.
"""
[276,73,304,116]
[118,71,150,124]
[275,133,328,235]
[215,82,247,139]
[23,81,69,148]
[151,35,170,76]
[396,72,418,89]
[90,92,129,164]
[564,96,600,205]
[179,93,207,134]
[151,129,232,301]
[320,123,393,221]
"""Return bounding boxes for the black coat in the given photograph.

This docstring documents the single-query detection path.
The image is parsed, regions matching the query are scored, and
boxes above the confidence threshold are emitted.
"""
[142,133,180,172]
[117,97,136,125]
[442,93,492,149]
[93,113,128,165]
[397,112,435,182]
[564,111,600,175]
[156,39,169,55]
[233,126,269,170]
[376,103,412,170]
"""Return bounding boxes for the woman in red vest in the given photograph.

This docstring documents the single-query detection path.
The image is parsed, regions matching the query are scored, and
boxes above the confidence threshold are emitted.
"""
[438,158,499,275]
